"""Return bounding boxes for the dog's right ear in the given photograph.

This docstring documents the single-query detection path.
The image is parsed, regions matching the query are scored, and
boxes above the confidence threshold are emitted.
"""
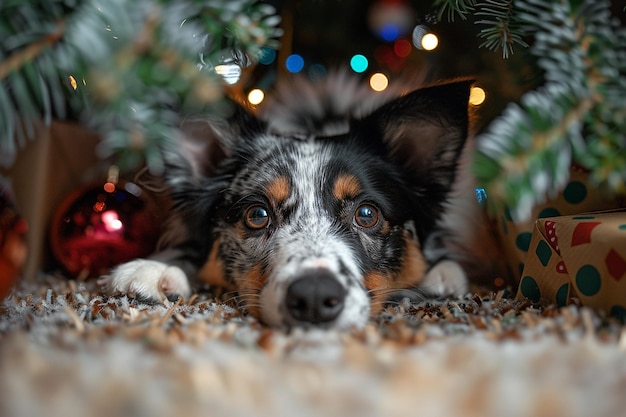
[177,102,265,179]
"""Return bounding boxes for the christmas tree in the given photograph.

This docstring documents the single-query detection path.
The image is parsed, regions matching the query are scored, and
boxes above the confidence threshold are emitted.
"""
[1,0,624,219]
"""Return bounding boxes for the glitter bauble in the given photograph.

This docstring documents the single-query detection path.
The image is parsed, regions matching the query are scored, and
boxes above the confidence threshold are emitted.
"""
[49,181,161,278]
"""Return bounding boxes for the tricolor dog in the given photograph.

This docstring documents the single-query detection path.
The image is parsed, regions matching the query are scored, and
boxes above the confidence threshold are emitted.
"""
[100,74,489,330]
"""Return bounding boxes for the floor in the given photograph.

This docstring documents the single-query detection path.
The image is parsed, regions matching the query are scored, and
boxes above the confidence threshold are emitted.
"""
[1,276,625,417]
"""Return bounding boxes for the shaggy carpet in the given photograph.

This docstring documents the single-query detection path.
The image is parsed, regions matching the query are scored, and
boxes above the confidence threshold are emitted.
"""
[1,276,625,417]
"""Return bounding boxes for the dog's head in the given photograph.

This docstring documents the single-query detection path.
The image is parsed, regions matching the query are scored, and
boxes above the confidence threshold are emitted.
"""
[171,79,472,329]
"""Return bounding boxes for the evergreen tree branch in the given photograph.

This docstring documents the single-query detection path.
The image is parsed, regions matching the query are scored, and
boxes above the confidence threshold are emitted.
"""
[475,0,528,58]
[0,22,64,80]
[434,0,476,22]
[0,0,282,171]
[474,0,626,220]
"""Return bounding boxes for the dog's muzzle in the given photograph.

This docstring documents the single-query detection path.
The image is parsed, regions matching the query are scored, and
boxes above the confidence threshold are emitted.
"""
[284,268,347,325]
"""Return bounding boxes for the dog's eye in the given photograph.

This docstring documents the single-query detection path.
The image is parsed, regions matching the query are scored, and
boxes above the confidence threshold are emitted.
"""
[354,204,379,228]
[245,206,270,229]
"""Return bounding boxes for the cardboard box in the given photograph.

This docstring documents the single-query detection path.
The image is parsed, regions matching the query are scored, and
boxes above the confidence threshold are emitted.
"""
[0,121,100,280]
[516,211,626,319]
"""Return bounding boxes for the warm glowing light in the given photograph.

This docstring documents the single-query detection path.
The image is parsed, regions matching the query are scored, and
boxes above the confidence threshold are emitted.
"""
[369,73,389,92]
[421,33,439,51]
[93,201,106,212]
[102,211,123,232]
[469,86,486,106]
[350,54,369,73]
[103,182,116,193]
[69,75,77,90]
[215,63,241,84]
[248,88,265,105]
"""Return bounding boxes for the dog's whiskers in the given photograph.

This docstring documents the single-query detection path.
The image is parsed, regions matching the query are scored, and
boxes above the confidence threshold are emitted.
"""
[226,289,261,310]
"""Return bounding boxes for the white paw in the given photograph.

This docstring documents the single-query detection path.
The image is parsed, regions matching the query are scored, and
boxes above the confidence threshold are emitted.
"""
[98,259,191,304]
[421,260,468,297]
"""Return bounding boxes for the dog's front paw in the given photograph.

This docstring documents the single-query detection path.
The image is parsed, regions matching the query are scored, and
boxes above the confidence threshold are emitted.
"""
[421,260,468,297]
[98,259,191,304]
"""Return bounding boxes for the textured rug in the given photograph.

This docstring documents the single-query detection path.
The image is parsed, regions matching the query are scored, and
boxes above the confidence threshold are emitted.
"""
[1,276,626,417]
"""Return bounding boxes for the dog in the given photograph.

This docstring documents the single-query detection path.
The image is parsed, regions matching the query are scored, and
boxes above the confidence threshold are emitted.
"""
[99,73,493,330]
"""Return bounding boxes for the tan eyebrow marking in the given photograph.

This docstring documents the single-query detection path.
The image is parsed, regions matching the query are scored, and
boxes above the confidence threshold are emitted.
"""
[266,176,290,203]
[333,174,362,201]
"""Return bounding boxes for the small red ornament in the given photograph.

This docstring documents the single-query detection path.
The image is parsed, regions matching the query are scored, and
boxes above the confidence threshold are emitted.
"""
[49,180,161,278]
[0,186,28,299]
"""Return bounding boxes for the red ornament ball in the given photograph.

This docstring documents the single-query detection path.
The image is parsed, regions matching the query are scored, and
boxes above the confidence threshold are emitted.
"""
[50,181,161,278]
[0,188,28,299]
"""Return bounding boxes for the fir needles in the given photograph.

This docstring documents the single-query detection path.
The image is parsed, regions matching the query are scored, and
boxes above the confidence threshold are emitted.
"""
[473,0,626,219]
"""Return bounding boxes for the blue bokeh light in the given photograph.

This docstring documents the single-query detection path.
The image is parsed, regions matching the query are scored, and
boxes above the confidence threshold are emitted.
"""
[285,54,304,73]
[350,54,368,73]
[259,47,277,65]
[380,24,400,42]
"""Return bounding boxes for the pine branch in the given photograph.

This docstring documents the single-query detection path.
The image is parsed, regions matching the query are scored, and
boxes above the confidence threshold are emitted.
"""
[434,0,528,58]
[474,0,626,220]
[0,1,72,166]
[434,0,476,22]
[0,0,282,172]
[475,0,528,58]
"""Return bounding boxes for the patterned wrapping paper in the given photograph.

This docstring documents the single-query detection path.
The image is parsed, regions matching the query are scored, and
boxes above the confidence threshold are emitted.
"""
[516,211,626,319]
[495,166,624,282]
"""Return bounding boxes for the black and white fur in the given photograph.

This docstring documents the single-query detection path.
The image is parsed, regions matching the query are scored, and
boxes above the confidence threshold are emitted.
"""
[100,74,486,330]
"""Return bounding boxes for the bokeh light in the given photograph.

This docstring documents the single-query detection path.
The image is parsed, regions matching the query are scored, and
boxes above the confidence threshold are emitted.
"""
[469,86,486,106]
[248,88,265,105]
[214,63,241,84]
[259,47,277,65]
[380,23,400,41]
[421,33,439,51]
[103,182,116,193]
[412,25,428,48]
[369,73,389,92]
[412,25,439,51]
[350,54,369,73]
[393,39,412,57]
[285,54,305,73]
[102,211,123,233]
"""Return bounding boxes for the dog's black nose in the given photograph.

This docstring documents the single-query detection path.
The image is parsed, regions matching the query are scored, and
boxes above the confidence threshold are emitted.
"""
[285,270,346,325]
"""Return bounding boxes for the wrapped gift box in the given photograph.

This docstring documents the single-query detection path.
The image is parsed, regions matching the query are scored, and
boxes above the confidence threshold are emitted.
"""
[516,211,626,319]
[495,166,624,283]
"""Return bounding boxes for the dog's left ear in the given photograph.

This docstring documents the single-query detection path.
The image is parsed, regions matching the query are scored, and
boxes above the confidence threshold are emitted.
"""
[178,102,265,179]
[357,80,472,197]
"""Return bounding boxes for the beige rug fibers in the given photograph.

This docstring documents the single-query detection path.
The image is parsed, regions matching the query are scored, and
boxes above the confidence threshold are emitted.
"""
[1,276,625,417]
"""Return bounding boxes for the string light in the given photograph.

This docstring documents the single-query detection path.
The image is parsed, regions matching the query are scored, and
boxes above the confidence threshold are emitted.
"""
[469,86,486,106]
[369,73,389,92]
[247,88,265,105]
